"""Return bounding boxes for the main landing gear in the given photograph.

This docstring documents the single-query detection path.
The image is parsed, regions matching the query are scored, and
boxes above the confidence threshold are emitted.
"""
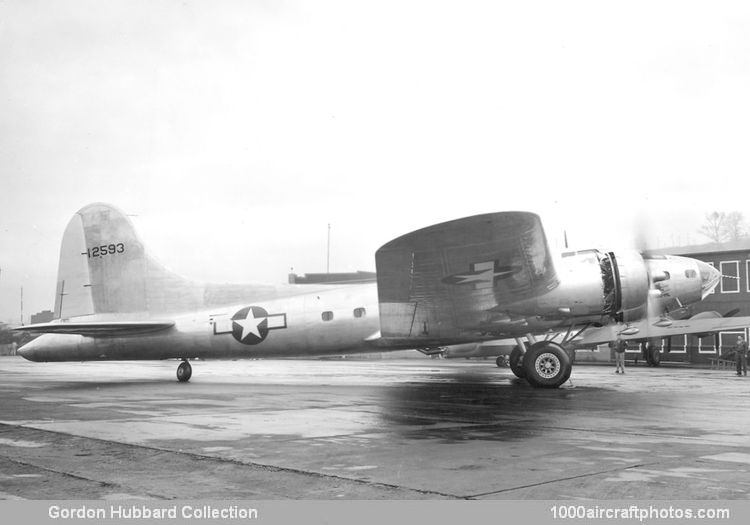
[176,360,192,383]
[509,341,572,388]
[641,340,661,366]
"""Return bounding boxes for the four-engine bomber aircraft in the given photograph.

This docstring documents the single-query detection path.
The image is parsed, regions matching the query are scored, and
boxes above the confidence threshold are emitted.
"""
[16,203,722,388]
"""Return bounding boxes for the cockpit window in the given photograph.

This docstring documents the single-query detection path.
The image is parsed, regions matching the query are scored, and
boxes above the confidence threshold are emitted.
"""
[685,269,697,279]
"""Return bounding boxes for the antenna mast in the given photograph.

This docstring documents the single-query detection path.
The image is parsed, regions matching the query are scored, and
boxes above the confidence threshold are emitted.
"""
[326,223,331,273]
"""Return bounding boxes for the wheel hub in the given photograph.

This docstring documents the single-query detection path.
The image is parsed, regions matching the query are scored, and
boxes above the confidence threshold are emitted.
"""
[535,352,561,379]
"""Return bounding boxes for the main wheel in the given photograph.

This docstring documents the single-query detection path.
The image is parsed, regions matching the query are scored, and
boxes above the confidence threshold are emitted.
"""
[509,346,526,378]
[649,343,661,366]
[642,341,661,367]
[177,360,192,383]
[523,342,572,388]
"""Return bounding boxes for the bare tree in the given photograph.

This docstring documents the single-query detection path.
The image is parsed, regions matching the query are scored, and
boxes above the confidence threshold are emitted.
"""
[698,211,750,243]
[698,211,726,243]
[723,211,748,241]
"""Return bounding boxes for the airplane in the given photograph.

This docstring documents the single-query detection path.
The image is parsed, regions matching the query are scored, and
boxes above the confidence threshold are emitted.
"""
[15,203,723,388]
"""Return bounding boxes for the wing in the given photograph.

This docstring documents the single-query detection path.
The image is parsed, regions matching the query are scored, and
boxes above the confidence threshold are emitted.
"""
[574,315,750,346]
[13,321,175,337]
[375,212,557,346]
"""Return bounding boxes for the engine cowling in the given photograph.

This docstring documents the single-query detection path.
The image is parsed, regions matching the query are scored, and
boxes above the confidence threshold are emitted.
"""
[602,250,650,322]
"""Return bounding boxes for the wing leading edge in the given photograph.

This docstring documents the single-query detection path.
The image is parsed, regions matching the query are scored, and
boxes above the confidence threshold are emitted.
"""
[574,315,750,347]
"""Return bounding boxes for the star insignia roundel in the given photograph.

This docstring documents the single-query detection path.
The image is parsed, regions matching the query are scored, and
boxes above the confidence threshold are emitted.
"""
[231,306,287,345]
[442,260,520,288]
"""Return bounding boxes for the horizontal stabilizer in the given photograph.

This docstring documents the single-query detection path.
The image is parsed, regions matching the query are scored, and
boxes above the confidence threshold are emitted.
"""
[13,321,175,337]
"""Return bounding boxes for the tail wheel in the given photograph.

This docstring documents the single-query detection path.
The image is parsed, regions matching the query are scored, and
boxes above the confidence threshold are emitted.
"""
[177,360,192,383]
[523,342,572,388]
[509,346,526,378]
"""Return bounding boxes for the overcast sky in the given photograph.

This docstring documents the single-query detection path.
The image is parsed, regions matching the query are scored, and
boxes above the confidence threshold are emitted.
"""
[2,0,750,323]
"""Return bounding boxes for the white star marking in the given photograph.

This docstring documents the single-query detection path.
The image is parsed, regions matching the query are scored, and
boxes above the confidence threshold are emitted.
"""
[234,309,266,341]
[453,261,515,285]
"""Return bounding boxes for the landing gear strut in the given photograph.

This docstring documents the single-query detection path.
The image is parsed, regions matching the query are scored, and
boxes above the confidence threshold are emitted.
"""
[177,360,192,383]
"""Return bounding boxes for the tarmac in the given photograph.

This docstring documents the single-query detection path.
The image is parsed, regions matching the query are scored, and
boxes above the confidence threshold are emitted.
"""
[1,356,749,500]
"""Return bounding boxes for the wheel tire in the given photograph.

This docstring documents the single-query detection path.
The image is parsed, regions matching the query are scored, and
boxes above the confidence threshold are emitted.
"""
[177,361,192,383]
[642,341,660,367]
[509,346,526,378]
[649,344,661,366]
[523,342,572,388]
[495,356,505,368]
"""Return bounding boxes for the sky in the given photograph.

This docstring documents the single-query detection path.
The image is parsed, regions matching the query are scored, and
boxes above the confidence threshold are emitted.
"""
[1,0,750,323]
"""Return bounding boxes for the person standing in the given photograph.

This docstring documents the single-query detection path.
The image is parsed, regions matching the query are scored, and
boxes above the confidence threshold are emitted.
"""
[734,335,748,377]
[613,336,627,374]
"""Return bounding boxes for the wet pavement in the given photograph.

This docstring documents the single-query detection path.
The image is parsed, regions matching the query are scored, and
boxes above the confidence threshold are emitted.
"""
[0,356,749,500]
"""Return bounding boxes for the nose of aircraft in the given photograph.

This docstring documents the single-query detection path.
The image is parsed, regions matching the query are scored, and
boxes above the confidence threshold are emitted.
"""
[697,260,721,298]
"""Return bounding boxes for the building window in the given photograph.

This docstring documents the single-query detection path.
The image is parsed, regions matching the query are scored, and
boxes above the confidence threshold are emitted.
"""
[321,311,334,322]
[625,341,641,353]
[719,331,746,355]
[746,260,750,292]
[720,261,740,293]
[353,307,366,318]
[698,335,717,354]
[668,335,687,354]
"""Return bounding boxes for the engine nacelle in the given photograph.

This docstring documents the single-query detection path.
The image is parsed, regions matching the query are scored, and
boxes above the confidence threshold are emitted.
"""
[489,248,719,329]
[601,250,650,322]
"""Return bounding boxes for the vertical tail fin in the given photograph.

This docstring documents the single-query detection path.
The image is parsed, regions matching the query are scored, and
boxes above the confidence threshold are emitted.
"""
[55,203,198,318]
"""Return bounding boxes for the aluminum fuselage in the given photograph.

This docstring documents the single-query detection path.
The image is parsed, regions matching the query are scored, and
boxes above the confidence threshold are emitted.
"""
[21,283,381,362]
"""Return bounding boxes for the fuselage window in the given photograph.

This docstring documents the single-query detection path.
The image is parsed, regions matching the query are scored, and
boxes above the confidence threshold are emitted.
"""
[322,311,334,322]
[684,269,697,279]
[353,307,366,318]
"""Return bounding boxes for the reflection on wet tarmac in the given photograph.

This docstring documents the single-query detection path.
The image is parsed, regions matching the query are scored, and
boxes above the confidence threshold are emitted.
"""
[1,358,749,499]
